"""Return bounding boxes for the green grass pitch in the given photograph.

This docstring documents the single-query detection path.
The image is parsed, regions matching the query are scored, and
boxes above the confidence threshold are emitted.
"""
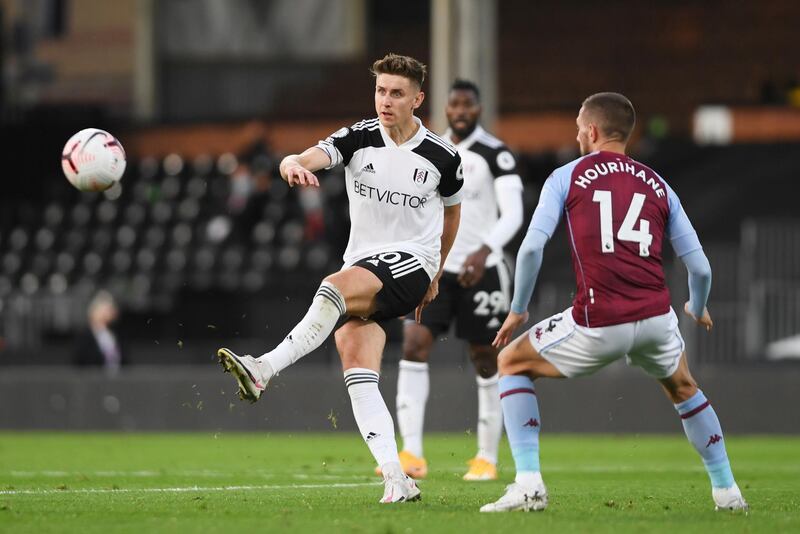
[0,432,798,533]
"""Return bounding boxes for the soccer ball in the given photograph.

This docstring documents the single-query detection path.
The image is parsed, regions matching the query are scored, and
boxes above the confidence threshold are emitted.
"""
[61,128,126,192]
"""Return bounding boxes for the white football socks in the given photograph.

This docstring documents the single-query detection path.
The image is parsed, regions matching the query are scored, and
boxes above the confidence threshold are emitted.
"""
[396,360,429,457]
[345,368,400,470]
[476,373,502,464]
[258,281,345,374]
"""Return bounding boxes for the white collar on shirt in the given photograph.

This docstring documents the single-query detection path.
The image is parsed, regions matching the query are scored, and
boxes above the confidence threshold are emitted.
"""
[379,115,428,150]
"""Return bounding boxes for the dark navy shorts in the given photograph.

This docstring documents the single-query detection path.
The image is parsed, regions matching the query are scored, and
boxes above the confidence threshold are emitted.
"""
[353,251,432,322]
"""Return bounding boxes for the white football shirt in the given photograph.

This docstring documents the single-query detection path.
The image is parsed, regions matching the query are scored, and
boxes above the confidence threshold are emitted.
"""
[316,116,463,280]
[443,125,523,272]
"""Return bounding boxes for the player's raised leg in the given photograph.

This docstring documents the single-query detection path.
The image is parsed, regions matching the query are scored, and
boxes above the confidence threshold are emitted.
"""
[337,318,421,504]
[392,321,433,478]
[217,266,380,402]
[463,343,502,481]
[660,353,748,511]
[480,331,562,512]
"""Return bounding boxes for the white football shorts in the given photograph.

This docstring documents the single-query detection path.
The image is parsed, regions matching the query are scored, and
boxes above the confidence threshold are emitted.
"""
[526,306,685,379]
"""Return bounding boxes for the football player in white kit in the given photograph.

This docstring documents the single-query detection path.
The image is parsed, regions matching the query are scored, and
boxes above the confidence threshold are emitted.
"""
[386,80,524,481]
[216,54,464,504]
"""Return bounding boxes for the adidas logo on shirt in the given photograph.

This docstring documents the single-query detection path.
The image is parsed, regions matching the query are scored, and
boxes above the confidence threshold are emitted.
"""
[361,163,376,174]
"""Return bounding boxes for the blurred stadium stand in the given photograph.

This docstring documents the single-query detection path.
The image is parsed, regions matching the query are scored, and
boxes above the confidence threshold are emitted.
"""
[0,141,797,368]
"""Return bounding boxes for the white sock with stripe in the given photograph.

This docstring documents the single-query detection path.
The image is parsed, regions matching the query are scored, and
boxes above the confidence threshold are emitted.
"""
[396,360,429,457]
[344,368,401,472]
[258,281,345,374]
[476,373,502,464]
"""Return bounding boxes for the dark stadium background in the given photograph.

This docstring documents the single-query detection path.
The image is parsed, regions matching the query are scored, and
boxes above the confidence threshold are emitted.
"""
[0,0,798,434]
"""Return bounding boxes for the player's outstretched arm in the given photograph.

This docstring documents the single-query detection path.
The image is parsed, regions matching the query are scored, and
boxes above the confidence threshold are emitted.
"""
[493,173,565,346]
[680,248,713,331]
[279,147,330,188]
[665,183,713,331]
[492,226,547,347]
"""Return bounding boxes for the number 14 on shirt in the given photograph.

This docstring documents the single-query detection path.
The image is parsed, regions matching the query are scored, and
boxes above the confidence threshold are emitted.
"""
[592,190,653,257]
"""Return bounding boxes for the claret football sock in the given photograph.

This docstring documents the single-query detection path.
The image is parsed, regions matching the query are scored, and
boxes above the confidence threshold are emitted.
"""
[499,375,542,480]
[674,389,736,489]
[476,373,502,464]
[396,360,429,457]
[345,368,401,469]
[258,281,345,374]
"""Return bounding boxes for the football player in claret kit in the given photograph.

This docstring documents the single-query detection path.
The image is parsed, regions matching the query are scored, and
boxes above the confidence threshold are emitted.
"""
[387,79,524,481]
[481,93,747,512]
[216,54,463,504]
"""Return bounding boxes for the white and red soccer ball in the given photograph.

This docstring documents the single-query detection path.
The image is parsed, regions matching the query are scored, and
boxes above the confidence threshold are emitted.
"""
[61,128,126,192]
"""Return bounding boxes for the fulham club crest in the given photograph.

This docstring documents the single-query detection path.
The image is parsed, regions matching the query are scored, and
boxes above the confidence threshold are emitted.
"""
[412,168,428,185]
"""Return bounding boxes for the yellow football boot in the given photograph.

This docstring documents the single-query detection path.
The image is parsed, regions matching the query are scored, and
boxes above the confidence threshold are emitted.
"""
[463,457,497,481]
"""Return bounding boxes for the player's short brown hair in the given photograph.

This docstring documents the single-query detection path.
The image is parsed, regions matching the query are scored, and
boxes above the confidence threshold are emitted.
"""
[582,92,636,142]
[371,53,427,89]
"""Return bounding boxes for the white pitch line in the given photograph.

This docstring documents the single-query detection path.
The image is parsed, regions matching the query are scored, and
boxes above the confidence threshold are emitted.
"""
[0,482,380,497]
[5,470,371,480]
[9,470,163,478]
